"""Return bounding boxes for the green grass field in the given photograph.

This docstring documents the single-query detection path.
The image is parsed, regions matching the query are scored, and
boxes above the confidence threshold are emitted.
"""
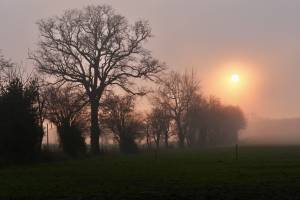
[1,146,300,199]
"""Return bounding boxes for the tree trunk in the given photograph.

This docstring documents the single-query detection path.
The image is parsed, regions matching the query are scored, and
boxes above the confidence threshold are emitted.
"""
[178,134,185,148]
[176,119,185,148]
[36,127,44,153]
[90,100,100,154]
[155,136,160,150]
[146,127,151,150]
[164,131,169,148]
[119,133,138,154]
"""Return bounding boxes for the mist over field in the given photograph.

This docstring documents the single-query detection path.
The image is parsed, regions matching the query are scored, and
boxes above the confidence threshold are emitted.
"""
[40,116,300,146]
[241,116,300,145]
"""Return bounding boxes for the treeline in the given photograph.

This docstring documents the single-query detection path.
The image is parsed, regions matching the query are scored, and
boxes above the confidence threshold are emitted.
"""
[100,71,246,153]
[0,5,246,161]
[146,71,246,150]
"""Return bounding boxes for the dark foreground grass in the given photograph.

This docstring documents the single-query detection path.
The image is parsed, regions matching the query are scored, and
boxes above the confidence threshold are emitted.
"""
[1,146,300,199]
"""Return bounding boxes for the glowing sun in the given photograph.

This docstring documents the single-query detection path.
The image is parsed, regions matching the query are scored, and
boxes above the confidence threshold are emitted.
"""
[231,74,240,83]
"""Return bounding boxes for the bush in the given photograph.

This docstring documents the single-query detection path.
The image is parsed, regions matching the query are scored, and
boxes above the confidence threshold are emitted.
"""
[57,122,86,157]
[119,134,138,154]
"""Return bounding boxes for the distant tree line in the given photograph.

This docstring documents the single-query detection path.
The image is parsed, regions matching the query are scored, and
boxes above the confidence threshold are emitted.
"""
[146,71,246,150]
[0,5,246,161]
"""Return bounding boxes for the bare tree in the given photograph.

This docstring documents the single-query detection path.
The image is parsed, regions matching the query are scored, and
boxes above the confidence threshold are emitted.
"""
[144,120,152,150]
[30,5,164,154]
[101,93,143,153]
[147,105,171,149]
[43,86,87,128]
[43,86,88,156]
[155,71,199,148]
[184,94,206,147]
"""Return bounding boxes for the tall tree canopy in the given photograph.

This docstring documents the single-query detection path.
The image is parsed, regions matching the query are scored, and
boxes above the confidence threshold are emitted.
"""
[31,5,164,154]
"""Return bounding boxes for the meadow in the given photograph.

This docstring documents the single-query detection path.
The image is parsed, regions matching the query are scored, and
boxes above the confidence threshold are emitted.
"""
[1,146,300,199]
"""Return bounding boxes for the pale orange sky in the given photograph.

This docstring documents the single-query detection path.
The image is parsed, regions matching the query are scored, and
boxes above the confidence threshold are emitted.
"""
[1,0,300,118]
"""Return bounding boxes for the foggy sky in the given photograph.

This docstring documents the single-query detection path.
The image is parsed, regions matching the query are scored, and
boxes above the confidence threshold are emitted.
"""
[1,0,300,118]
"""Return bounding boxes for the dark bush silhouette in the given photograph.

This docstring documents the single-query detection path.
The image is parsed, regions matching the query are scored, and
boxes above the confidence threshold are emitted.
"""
[0,78,43,161]
[43,86,87,157]
[57,121,86,157]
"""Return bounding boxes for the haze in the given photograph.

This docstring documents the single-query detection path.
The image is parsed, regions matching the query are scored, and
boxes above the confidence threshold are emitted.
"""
[4,2,300,199]
[1,0,300,120]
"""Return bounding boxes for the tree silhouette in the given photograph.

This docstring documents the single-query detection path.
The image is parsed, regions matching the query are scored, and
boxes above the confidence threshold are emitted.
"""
[101,93,143,153]
[155,71,200,148]
[184,96,246,147]
[221,105,246,145]
[30,5,164,154]
[43,86,88,157]
[0,77,43,161]
[152,71,247,148]
[184,94,206,147]
[147,105,171,149]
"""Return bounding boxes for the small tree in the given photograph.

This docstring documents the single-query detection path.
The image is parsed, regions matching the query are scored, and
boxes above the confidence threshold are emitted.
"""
[184,94,206,147]
[155,71,199,148]
[43,86,88,157]
[101,93,143,153]
[221,105,246,145]
[31,5,164,154]
[0,77,43,161]
[147,105,171,149]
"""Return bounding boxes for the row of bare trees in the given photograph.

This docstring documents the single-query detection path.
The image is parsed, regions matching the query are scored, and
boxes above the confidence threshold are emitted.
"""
[30,5,164,154]
[0,4,246,159]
